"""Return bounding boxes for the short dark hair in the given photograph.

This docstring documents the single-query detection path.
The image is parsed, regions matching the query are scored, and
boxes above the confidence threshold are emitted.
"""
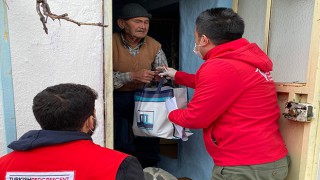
[32,83,98,131]
[196,7,244,45]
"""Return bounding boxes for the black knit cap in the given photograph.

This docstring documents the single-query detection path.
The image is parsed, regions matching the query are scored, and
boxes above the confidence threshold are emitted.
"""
[118,3,152,19]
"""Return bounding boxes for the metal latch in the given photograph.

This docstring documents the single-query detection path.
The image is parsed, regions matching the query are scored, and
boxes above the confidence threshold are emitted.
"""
[283,101,313,122]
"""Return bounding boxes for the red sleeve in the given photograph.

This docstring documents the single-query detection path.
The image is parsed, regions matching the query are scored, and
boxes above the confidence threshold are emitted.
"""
[174,71,196,88]
[168,60,243,128]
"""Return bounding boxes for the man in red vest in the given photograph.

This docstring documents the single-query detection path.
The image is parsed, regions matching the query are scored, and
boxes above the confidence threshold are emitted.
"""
[0,83,144,180]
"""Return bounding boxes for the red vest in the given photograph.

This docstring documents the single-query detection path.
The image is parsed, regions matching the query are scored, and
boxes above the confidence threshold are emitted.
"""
[0,140,128,180]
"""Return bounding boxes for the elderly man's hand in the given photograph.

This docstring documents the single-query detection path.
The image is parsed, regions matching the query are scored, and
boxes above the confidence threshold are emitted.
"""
[130,69,155,84]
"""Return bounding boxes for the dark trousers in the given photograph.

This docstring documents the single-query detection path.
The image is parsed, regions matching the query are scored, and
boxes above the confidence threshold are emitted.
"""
[113,91,160,168]
[212,155,290,180]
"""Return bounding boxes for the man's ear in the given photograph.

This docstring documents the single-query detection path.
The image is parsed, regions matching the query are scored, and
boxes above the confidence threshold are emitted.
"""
[117,19,125,29]
[202,35,216,48]
[201,35,210,46]
[87,115,95,130]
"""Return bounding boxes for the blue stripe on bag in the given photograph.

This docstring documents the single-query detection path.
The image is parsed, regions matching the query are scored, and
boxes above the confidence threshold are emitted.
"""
[134,96,171,102]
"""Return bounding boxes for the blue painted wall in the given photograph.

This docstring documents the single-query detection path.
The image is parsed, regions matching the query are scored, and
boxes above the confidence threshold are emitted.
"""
[158,0,232,179]
[0,0,17,153]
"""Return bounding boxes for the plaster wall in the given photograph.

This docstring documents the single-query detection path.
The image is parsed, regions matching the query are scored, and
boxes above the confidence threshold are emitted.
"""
[236,0,313,84]
[0,0,105,156]
[269,0,313,83]
[238,0,266,50]
[158,0,232,179]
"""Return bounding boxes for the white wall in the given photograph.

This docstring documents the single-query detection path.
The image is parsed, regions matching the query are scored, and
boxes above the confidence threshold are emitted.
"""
[268,0,313,83]
[0,0,106,156]
[238,0,267,50]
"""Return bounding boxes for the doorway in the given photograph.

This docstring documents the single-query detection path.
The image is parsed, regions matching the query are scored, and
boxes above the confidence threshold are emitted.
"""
[111,0,181,167]
[112,0,180,68]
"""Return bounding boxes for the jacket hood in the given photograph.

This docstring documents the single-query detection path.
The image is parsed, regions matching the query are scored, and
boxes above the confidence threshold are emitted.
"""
[8,130,92,151]
[203,38,273,72]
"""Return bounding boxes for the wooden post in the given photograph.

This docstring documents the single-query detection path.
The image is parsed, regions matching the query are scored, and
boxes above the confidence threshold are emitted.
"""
[103,0,113,149]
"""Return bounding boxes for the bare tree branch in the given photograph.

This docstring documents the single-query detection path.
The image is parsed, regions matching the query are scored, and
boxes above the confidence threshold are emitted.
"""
[4,0,9,9]
[36,0,108,34]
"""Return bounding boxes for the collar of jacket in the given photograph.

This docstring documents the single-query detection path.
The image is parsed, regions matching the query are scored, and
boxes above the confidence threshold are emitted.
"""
[8,130,92,151]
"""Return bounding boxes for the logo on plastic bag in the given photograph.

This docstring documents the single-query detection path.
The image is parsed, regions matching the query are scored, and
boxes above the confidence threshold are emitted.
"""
[137,110,154,129]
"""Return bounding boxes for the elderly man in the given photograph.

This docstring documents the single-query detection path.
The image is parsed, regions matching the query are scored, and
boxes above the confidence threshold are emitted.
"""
[113,3,168,168]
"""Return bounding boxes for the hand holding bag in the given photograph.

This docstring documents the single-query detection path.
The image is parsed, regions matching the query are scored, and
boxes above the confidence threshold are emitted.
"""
[133,79,192,140]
